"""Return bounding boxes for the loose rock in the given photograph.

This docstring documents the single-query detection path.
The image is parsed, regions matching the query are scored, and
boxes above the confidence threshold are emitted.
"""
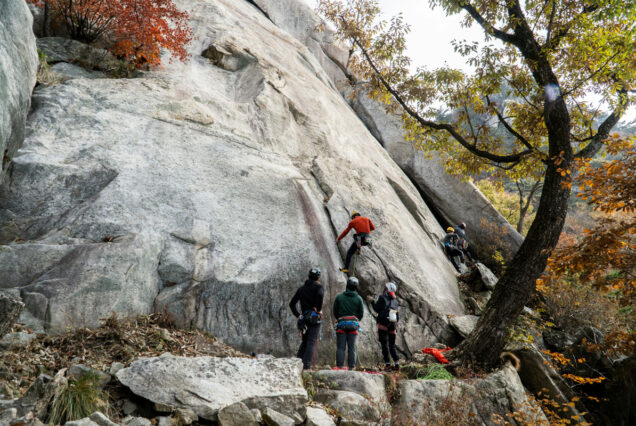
[116,355,307,421]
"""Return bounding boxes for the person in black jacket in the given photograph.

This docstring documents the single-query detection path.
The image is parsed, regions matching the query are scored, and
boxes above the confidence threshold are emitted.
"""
[369,282,400,371]
[454,222,474,262]
[289,267,324,370]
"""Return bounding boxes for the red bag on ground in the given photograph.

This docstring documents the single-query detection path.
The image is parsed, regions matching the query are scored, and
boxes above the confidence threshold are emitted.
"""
[421,347,451,364]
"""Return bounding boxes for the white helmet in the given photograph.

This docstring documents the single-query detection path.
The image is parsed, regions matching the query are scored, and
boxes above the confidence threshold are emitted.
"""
[385,282,397,293]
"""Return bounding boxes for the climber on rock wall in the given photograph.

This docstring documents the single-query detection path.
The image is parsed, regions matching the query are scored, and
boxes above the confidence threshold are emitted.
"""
[332,277,364,370]
[454,222,474,262]
[441,227,464,272]
[369,282,400,371]
[289,268,324,370]
[336,210,376,274]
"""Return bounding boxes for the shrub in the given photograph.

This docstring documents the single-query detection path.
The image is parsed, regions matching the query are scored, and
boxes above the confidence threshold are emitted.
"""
[47,373,109,424]
[28,0,192,68]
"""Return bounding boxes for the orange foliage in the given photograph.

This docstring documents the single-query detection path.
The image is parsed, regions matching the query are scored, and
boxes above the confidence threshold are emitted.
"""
[28,0,192,68]
[541,137,635,306]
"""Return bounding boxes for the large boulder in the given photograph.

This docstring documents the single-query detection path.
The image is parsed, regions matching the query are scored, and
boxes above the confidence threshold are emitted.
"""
[116,355,307,422]
[395,364,546,425]
[0,0,39,180]
[0,0,463,358]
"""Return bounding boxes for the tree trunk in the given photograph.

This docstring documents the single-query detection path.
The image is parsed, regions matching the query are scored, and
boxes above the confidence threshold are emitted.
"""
[43,4,50,37]
[453,94,573,367]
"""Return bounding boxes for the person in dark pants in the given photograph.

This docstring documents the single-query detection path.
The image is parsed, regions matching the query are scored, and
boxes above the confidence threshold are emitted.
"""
[333,277,364,370]
[369,282,400,371]
[289,268,324,370]
[441,227,464,271]
[336,211,376,273]
[454,222,474,262]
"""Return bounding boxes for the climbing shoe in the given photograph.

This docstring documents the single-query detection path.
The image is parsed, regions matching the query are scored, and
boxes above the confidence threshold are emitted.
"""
[339,268,349,273]
[393,364,400,371]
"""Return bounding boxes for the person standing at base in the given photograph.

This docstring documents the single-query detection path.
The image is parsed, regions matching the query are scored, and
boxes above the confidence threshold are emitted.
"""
[289,268,324,370]
[332,277,364,370]
[369,282,400,371]
[336,210,376,273]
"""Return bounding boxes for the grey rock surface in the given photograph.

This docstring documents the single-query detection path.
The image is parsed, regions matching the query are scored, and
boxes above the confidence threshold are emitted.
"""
[122,417,151,426]
[116,355,307,421]
[395,364,546,425]
[0,294,24,338]
[51,63,106,80]
[307,370,387,407]
[0,0,38,180]
[65,418,99,426]
[0,0,463,358]
[218,401,259,426]
[68,364,111,387]
[37,37,124,74]
[262,407,295,426]
[313,390,382,425]
[466,263,499,291]
[305,406,335,426]
[88,411,118,426]
[449,315,480,338]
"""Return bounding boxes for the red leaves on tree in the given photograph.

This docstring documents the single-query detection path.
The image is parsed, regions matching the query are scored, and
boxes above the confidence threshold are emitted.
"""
[28,0,192,68]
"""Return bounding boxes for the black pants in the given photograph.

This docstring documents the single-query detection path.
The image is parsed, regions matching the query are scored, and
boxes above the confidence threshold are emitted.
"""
[344,234,369,269]
[297,323,321,369]
[445,246,464,271]
[378,329,399,365]
[460,247,473,262]
[336,333,358,369]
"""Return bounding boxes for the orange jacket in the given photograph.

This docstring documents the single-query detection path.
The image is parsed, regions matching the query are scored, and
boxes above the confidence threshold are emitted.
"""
[337,216,376,241]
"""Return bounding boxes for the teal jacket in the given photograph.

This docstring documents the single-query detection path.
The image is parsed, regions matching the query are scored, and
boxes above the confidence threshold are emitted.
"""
[333,290,364,320]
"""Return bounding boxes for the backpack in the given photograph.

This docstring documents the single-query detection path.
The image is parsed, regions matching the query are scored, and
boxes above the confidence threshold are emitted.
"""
[388,297,398,323]
[380,295,398,324]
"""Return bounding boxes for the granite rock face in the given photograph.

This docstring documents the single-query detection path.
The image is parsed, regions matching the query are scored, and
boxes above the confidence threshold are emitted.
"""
[0,0,463,359]
[0,0,39,180]
[116,355,307,422]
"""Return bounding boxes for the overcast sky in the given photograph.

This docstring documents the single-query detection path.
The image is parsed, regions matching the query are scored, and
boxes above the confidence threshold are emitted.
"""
[302,0,484,71]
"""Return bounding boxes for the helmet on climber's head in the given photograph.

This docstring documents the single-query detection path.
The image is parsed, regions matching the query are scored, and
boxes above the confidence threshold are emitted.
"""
[346,277,359,291]
[351,210,361,219]
[308,267,321,280]
[385,282,397,293]
[446,227,455,233]
[459,222,466,229]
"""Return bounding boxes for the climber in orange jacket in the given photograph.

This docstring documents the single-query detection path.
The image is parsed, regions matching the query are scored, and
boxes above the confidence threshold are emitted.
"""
[336,211,375,273]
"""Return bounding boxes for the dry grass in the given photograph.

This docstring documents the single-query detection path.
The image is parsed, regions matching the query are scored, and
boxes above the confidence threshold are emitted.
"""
[0,313,247,399]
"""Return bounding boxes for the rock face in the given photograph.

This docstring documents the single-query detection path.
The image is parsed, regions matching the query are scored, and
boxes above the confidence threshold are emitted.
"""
[395,365,546,425]
[116,355,307,422]
[0,0,463,358]
[0,0,39,180]
[251,0,523,266]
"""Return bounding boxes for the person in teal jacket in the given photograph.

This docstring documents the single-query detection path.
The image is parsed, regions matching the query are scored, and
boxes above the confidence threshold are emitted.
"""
[332,277,364,370]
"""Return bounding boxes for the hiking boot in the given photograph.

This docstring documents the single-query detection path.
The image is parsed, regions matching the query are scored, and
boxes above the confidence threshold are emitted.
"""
[393,364,400,371]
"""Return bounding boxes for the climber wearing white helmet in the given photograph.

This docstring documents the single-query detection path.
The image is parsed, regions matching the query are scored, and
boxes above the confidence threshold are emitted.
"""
[368,282,400,371]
